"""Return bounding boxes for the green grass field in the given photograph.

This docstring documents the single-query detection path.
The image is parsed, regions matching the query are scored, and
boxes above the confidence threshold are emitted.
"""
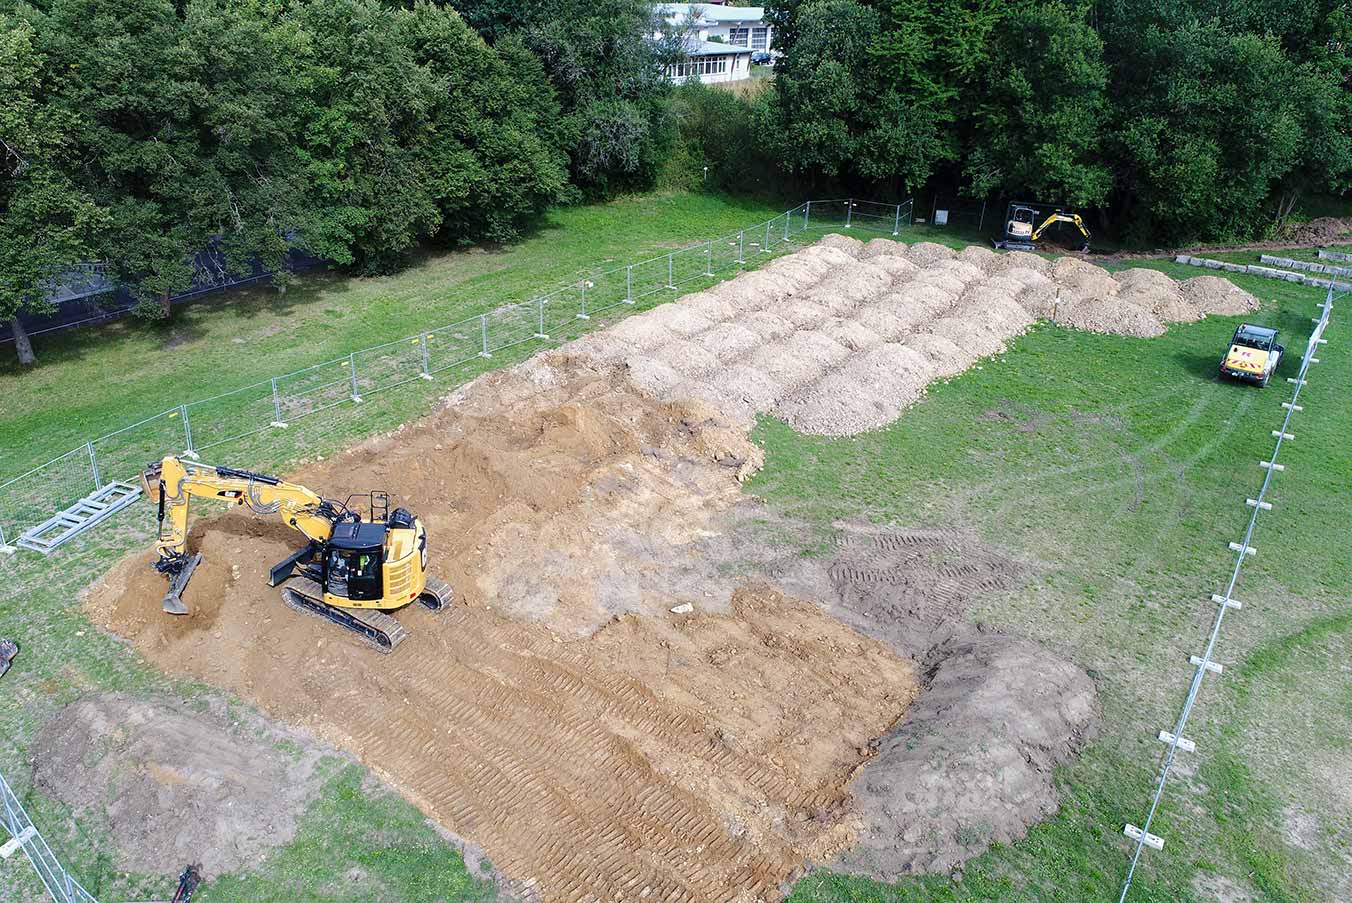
[1,191,1348,902]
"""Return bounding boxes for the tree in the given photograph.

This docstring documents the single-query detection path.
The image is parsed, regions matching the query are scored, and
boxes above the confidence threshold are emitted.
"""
[963,2,1110,208]
[0,15,102,365]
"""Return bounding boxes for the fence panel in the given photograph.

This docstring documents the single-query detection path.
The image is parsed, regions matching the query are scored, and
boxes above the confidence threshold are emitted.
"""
[805,199,850,232]
[0,448,97,546]
[709,232,744,275]
[626,256,672,303]
[423,318,488,375]
[90,409,186,486]
[484,301,540,352]
[352,336,428,398]
[273,357,359,421]
[582,267,631,316]
[184,381,278,452]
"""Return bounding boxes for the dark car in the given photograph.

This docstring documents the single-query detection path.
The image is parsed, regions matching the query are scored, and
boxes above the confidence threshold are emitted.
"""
[751,50,771,64]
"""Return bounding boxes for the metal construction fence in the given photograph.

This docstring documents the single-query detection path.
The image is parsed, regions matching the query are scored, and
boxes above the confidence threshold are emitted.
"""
[1,768,99,903]
[0,197,913,551]
[1117,283,1338,899]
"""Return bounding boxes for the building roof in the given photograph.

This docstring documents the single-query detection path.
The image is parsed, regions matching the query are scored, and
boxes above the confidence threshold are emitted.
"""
[658,3,766,24]
[686,38,753,56]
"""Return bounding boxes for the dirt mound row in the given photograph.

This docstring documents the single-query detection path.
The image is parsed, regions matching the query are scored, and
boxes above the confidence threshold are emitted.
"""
[560,235,1261,436]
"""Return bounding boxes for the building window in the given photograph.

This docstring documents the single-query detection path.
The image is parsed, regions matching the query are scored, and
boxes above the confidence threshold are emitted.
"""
[729,27,749,46]
[751,27,768,50]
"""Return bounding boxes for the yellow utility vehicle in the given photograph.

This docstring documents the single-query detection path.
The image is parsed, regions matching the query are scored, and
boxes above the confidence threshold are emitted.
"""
[143,456,452,651]
[1219,324,1284,387]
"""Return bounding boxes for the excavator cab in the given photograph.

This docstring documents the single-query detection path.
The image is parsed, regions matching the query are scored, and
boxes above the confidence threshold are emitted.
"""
[324,523,387,602]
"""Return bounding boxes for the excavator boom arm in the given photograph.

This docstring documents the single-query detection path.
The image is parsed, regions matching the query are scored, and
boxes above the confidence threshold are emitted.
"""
[145,456,343,565]
[1030,212,1091,244]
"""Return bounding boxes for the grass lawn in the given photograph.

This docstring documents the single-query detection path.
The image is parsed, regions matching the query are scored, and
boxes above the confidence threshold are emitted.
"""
[766,267,1349,901]
[2,191,1348,901]
[0,191,796,479]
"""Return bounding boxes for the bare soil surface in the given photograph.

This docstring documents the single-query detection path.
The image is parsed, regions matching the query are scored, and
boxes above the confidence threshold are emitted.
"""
[566,236,1258,437]
[693,516,1100,875]
[31,693,324,879]
[81,237,1131,897]
[87,357,920,902]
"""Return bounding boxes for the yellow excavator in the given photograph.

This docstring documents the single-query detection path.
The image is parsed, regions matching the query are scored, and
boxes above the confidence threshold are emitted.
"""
[142,455,452,652]
[994,203,1091,252]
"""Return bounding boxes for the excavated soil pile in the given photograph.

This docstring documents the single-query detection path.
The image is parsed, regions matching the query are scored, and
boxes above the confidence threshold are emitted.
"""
[565,236,1259,436]
[32,693,323,878]
[685,516,1100,875]
[836,630,1099,877]
[88,357,920,903]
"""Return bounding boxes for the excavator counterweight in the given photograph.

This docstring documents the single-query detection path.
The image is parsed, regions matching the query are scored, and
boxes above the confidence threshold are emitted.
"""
[142,456,452,652]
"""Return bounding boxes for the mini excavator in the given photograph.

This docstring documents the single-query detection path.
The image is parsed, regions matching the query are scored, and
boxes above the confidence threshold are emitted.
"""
[142,456,453,652]
[994,203,1091,252]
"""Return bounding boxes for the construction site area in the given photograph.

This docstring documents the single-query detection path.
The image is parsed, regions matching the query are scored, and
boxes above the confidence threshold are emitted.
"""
[3,211,1349,903]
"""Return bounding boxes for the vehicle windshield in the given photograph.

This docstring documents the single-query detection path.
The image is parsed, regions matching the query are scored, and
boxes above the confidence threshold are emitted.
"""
[1233,325,1273,348]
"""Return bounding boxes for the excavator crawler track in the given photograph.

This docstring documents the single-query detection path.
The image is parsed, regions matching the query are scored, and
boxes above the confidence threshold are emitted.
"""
[280,577,409,654]
[419,576,454,612]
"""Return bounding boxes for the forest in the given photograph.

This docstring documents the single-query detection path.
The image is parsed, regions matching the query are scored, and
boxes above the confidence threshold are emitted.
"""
[1,0,1347,362]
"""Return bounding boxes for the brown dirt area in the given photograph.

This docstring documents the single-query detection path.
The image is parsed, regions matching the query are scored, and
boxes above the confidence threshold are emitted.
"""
[31,692,324,879]
[81,235,1125,899]
[86,357,921,901]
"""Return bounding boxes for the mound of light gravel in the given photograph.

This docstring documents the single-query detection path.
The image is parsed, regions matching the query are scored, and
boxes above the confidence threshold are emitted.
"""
[564,235,1263,439]
[859,237,909,259]
[817,233,865,256]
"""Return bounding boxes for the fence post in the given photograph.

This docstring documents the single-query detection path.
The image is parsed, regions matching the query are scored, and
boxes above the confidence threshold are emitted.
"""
[86,441,101,490]
[706,245,713,276]
[893,204,902,236]
[737,231,745,263]
[907,201,914,227]
[845,198,853,229]
[0,523,11,554]
[667,253,675,289]
[979,199,987,233]
[419,335,432,380]
[179,404,197,459]
[535,296,548,338]
[804,201,811,231]
[764,219,771,251]
[577,280,590,320]
[348,352,361,402]
[783,212,790,242]
[479,314,492,356]
[625,265,633,303]
[270,377,287,427]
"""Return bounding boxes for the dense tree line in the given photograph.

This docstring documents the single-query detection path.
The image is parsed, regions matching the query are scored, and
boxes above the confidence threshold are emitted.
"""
[763,0,1350,245]
[1,0,671,364]
[3,0,1347,365]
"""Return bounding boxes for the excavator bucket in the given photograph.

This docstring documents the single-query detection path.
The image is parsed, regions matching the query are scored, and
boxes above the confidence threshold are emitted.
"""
[162,552,202,615]
[142,462,165,503]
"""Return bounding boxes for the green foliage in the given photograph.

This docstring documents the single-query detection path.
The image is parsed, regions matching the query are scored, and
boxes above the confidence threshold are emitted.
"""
[964,2,1110,207]
[457,0,678,195]
[0,15,103,338]
[670,81,777,193]
[763,0,1350,242]
[0,0,568,344]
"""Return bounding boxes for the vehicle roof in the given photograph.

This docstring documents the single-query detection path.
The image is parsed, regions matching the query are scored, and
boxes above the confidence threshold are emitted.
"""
[1235,323,1278,337]
[329,521,386,550]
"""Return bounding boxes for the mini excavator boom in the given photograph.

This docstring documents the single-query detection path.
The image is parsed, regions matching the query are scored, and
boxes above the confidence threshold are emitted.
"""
[994,203,1091,252]
[142,456,452,652]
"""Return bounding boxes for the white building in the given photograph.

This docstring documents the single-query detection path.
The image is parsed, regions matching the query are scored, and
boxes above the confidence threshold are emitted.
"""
[657,4,772,84]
